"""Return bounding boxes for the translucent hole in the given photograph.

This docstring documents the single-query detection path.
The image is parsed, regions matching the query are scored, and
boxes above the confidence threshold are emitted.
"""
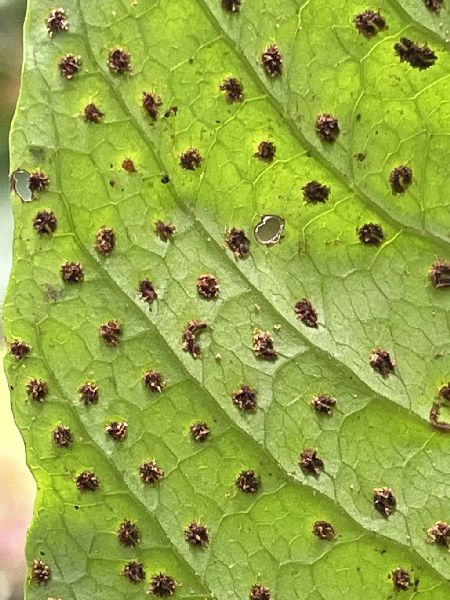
[10,169,33,202]
[254,215,285,245]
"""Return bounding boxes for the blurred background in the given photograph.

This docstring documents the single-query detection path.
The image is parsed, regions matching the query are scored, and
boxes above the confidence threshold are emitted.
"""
[0,1,36,599]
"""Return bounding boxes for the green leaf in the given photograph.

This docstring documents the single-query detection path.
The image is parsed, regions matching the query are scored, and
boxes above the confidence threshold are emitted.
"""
[5,0,450,598]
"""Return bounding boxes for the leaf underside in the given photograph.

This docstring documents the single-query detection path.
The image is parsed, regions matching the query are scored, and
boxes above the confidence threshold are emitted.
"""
[5,0,450,598]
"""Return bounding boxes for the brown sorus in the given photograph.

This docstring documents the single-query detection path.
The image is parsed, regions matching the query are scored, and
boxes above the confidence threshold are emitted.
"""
[311,394,336,415]
[28,171,49,194]
[261,43,283,77]
[61,261,84,283]
[391,568,411,591]
[106,421,128,441]
[180,148,202,170]
[357,223,385,245]
[139,280,158,305]
[139,460,165,484]
[53,425,73,448]
[117,520,140,547]
[197,274,220,299]
[108,48,132,73]
[255,141,276,162]
[84,103,104,123]
[390,165,413,194]
[149,572,177,597]
[302,180,330,204]
[155,220,176,241]
[190,421,210,442]
[142,92,163,120]
[354,10,388,38]
[184,522,209,547]
[122,158,136,173]
[143,370,166,393]
[220,77,244,102]
[182,320,207,358]
[226,228,250,258]
[76,470,100,491]
[26,378,48,402]
[96,227,116,255]
[9,340,31,359]
[232,385,258,411]
[123,561,146,583]
[33,210,57,235]
[222,0,241,12]
[300,448,324,476]
[79,382,99,405]
[313,520,336,541]
[249,585,271,600]
[294,298,319,328]
[59,54,81,79]
[99,319,122,345]
[429,260,450,288]
[369,348,396,377]
[163,106,178,118]
[373,487,396,517]
[236,469,261,493]
[439,383,450,402]
[46,8,69,36]
[427,521,450,546]
[31,559,51,585]
[394,38,437,70]
[161,174,170,183]
[316,113,340,142]
[253,330,277,360]
[424,0,443,12]
[429,402,450,431]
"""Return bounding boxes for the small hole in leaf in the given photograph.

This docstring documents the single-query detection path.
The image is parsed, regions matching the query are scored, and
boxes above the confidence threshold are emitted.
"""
[254,215,284,246]
[10,169,33,202]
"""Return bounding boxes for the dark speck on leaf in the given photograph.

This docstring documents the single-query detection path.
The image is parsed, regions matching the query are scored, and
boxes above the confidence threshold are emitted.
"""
[313,520,336,540]
[9,340,31,360]
[316,113,340,142]
[391,568,411,591]
[182,320,207,358]
[427,521,450,546]
[99,320,122,346]
[149,573,177,597]
[233,385,258,411]
[117,520,140,547]
[373,487,396,517]
[108,48,132,73]
[357,223,385,245]
[161,174,170,183]
[26,379,48,402]
[96,227,116,255]
[262,44,283,77]
[59,54,81,79]
[236,469,261,493]
[53,425,73,448]
[390,165,413,194]
[163,106,178,118]
[302,180,330,204]
[123,561,146,583]
[139,460,165,484]
[155,220,176,241]
[253,330,277,360]
[61,261,84,283]
[143,92,163,120]
[28,171,49,194]
[197,274,220,299]
[394,38,437,70]
[180,148,202,170]
[190,421,210,442]
[220,77,244,102]
[249,585,271,600]
[226,228,250,258]
[46,8,69,36]
[255,141,276,162]
[429,260,450,288]
[354,10,388,38]
[139,280,158,305]
[184,522,209,547]
[84,103,104,123]
[76,470,100,491]
[424,0,443,12]
[31,559,51,585]
[312,394,336,415]
[369,348,396,377]
[300,448,324,476]
[79,382,99,405]
[294,298,318,327]
[143,369,166,393]
[439,383,450,402]
[122,158,136,173]
[106,421,128,441]
[222,0,241,12]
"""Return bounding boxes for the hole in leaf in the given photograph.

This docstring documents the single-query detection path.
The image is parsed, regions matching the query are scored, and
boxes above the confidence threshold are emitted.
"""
[254,215,285,246]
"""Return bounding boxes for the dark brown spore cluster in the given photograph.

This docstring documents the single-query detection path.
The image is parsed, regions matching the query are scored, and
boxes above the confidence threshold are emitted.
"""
[46,8,69,36]
[182,320,207,358]
[117,520,140,547]
[99,319,122,345]
[302,181,330,204]
[76,470,100,491]
[31,559,51,585]
[143,369,166,393]
[222,0,241,12]
[312,394,336,415]
[79,381,99,405]
[53,425,73,448]
[316,114,340,142]
[354,10,388,38]
[61,261,84,283]
[369,348,396,377]
[106,421,128,441]
[253,330,277,360]
[28,171,49,194]
[139,460,165,484]
[294,298,318,327]
[59,54,81,79]
[33,210,57,234]
[439,383,450,402]
[150,573,177,597]
[84,103,104,123]
[123,561,146,583]
[394,38,437,70]
[429,260,450,288]
[390,165,413,194]
[180,148,203,170]
[226,228,250,258]
[139,280,158,305]
[190,421,210,442]
[122,158,136,173]
[373,487,396,517]
[357,223,385,245]
[143,92,163,120]
[232,385,258,411]
[255,141,276,162]
[424,0,443,12]
[155,220,176,241]
[184,522,209,547]
[236,469,261,493]
[108,48,132,73]
[26,378,48,402]
[427,521,450,546]
[261,44,283,77]
[220,77,244,102]
[299,448,324,476]
[197,274,220,299]
[250,584,271,600]
[9,340,31,359]
[391,568,411,591]
[96,227,116,255]
[313,520,336,540]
